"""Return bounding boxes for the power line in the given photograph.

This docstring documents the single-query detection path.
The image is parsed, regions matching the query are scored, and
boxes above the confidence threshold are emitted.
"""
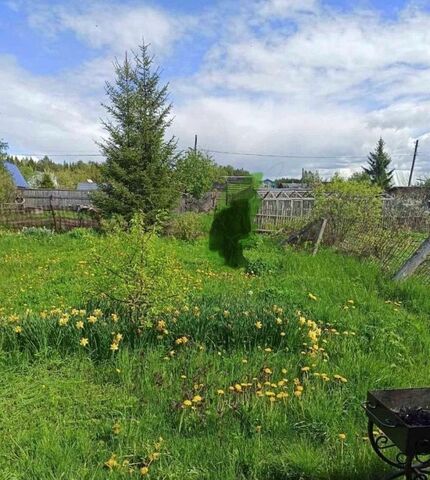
[7,148,428,160]
[201,148,416,159]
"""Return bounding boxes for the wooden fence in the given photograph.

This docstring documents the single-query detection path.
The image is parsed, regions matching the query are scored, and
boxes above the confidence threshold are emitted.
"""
[16,189,93,208]
[255,189,430,233]
[0,204,99,231]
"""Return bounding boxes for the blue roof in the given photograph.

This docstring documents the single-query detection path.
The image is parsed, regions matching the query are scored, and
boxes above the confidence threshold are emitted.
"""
[3,161,29,188]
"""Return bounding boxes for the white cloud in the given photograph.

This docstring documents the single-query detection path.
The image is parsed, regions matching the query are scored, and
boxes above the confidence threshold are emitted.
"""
[1,0,430,178]
[0,55,103,155]
[58,4,188,56]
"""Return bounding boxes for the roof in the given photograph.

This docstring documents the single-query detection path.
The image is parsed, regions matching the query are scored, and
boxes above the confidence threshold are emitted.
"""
[3,161,29,188]
[77,182,98,191]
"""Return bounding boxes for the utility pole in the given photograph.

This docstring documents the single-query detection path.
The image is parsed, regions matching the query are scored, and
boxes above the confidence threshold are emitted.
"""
[194,134,198,154]
[408,139,419,187]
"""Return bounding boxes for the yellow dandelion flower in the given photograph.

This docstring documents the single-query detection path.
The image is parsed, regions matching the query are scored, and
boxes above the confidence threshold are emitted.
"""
[183,400,192,407]
[110,342,119,351]
[308,293,318,301]
[263,367,272,375]
[140,466,149,476]
[75,320,84,330]
[255,321,263,329]
[111,313,119,322]
[105,454,119,469]
[338,433,346,441]
[217,389,225,395]
[14,326,23,334]
[80,337,89,347]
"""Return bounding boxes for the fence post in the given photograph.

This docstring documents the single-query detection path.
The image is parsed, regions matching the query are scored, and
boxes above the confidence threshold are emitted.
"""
[312,218,328,256]
[49,195,58,232]
[393,236,430,281]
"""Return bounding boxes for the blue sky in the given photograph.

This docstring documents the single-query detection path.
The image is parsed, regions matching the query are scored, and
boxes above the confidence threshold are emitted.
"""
[1,0,430,179]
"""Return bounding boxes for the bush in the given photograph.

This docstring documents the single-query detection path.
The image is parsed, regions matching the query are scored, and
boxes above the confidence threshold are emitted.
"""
[313,177,382,245]
[66,228,95,239]
[244,241,282,276]
[21,226,54,237]
[166,212,207,242]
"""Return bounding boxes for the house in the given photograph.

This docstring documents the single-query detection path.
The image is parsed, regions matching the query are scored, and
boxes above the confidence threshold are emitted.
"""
[262,178,275,188]
[3,161,29,189]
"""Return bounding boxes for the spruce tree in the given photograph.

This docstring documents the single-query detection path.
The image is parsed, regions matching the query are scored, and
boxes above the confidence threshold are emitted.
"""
[364,138,394,189]
[93,44,179,221]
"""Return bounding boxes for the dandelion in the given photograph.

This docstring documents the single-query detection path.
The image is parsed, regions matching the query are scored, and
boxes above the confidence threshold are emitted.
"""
[93,308,103,318]
[111,313,119,322]
[140,466,149,476]
[110,342,119,352]
[242,358,248,364]
[14,326,23,334]
[263,367,272,375]
[80,337,89,347]
[87,315,97,324]
[183,400,192,407]
[338,433,346,440]
[192,395,203,403]
[217,389,225,395]
[301,366,310,372]
[264,348,272,353]
[275,317,283,325]
[255,321,263,329]
[75,320,84,330]
[308,293,318,301]
[105,454,119,469]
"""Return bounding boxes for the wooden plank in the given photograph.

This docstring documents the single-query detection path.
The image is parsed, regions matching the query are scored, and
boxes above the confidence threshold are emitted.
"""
[312,218,328,256]
[393,236,430,281]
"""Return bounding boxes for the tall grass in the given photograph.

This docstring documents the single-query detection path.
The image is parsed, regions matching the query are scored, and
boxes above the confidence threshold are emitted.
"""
[0,231,429,478]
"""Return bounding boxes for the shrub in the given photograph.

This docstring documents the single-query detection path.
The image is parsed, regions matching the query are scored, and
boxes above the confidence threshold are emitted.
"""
[244,248,281,276]
[313,177,382,246]
[21,226,54,237]
[166,212,207,242]
[66,228,95,239]
[90,213,195,321]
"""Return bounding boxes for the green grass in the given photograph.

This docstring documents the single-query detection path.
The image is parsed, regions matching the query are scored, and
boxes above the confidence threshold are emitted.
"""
[0,230,429,479]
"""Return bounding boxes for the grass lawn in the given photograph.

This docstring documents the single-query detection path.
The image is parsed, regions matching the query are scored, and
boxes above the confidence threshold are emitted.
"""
[0,230,429,479]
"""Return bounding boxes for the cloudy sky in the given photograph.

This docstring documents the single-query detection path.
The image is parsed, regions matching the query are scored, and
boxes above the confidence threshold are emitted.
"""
[1,0,430,179]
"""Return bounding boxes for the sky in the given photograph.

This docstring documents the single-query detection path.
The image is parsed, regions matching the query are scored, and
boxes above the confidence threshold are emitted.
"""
[1,0,430,180]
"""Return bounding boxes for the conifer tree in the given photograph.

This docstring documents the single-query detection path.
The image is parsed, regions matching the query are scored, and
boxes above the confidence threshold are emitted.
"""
[364,138,394,189]
[93,44,179,221]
